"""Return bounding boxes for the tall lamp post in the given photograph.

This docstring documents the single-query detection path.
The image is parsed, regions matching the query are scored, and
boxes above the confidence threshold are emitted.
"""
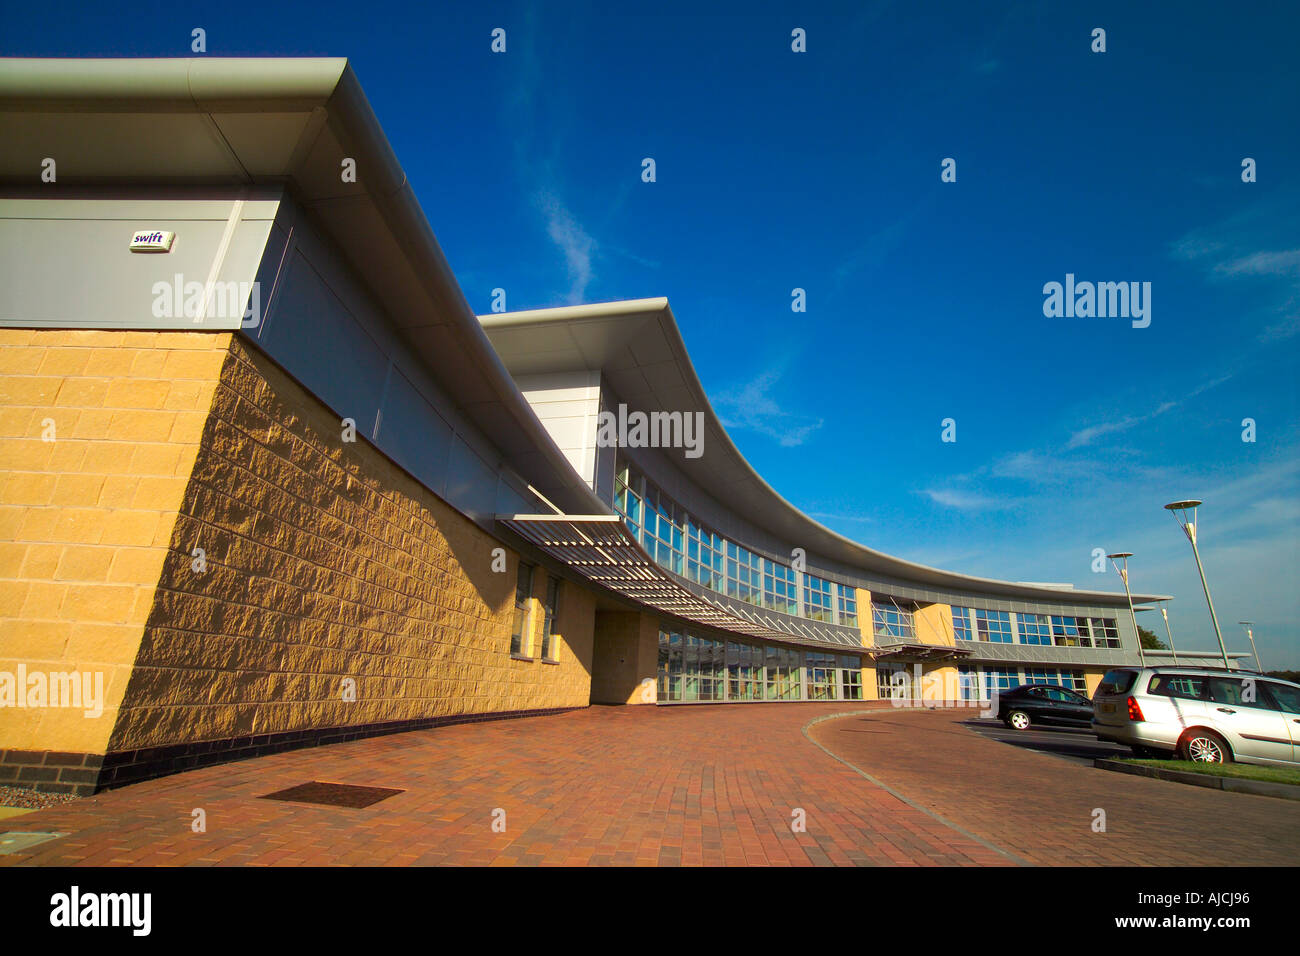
[1238,621,1263,673]
[1107,552,1145,667]
[1135,605,1179,666]
[1164,500,1231,670]
[1159,605,1180,666]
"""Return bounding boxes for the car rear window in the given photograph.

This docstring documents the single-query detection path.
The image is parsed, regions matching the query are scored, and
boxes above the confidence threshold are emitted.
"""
[1096,669,1137,695]
[1148,674,1208,700]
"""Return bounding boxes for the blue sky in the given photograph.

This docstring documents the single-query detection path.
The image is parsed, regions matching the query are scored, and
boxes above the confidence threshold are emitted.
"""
[6,1,1298,666]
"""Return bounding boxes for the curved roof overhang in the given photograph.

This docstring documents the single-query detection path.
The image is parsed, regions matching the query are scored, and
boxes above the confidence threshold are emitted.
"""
[0,56,607,518]
[480,298,1171,607]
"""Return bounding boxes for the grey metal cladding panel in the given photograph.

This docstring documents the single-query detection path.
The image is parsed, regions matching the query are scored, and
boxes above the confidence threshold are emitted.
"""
[445,434,498,524]
[0,213,268,329]
[494,474,534,517]
[257,247,389,437]
[377,366,453,499]
[955,640,1135,668]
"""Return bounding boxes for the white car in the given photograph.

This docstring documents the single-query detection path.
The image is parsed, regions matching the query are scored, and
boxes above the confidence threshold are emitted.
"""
[1091,667,1300,765]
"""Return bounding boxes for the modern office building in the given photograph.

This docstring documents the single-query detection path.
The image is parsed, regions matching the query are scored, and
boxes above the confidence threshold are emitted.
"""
[0,58,1167,794]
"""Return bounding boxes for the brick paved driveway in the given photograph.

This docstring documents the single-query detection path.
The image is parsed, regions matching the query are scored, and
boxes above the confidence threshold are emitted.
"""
[809,708,1299,866]
[1,705,1292,866]
[0,704,1009,867]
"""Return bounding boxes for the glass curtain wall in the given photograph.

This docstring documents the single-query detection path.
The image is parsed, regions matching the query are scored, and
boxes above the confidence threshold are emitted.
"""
[656,627,864,703]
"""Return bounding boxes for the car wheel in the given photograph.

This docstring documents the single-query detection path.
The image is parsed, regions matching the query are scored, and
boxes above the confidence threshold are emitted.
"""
[1007,710,1031,731]
[1178,729,1232,763]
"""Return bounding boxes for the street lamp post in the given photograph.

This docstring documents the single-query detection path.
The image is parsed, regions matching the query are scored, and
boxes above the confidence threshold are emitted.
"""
[1107,552,1145,667]
[1159,605,1180,666]
[1164,500,1231,670]
[1238,621,1263,673]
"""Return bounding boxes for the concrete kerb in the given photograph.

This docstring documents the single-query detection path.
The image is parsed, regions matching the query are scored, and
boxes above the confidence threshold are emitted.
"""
[1094,758,1300,802]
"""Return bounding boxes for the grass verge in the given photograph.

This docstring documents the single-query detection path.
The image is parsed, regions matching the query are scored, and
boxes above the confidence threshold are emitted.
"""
[1118,759,1300,786]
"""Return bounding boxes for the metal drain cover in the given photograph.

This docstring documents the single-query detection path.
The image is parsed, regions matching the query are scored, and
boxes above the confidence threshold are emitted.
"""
[0,831,67,855]
[259,781,404,809]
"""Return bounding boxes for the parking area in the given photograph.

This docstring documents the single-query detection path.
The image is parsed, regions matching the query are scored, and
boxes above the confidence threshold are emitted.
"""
[963,717,1130,766]
[809,708,1298,866]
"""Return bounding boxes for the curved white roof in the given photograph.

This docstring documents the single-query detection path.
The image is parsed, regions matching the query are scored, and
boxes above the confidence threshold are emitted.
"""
[481,298,1170,607]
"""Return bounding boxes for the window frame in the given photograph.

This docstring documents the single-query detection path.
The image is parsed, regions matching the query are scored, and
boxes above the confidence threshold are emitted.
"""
[510,562,535,658]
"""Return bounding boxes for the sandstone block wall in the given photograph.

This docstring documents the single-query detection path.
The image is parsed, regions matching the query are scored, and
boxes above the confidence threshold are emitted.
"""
[108,336,594,754]
[2,329,596,791]
[0,329,231,787]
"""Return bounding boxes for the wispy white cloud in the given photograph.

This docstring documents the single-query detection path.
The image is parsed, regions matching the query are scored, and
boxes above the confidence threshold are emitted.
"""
[715,367,824,447]
[1065,375,1230,450]
[1169,199,1300,342]
[534,188,596,304]
[1215,248,1300,277]
[922,488,1017,511]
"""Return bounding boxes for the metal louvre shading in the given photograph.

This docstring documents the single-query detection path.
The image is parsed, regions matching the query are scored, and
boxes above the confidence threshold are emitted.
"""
[498,514,866,652]
[870,642,973,663]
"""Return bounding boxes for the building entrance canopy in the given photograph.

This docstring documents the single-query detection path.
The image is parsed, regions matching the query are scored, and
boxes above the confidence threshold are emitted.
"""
[498,514,866,654]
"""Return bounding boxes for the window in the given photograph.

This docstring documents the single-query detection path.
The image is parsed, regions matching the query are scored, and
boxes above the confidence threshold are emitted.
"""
[1266,682,1300,712]
[681,633,725,702]
[1021,668,1058,686]
[877,663,907,700]
[974,609,1013,643]
[763,560,799,616]
[541,577,561,661]
[614,462,862,627]
[658,630,683,701]
[872,600,915,640]
[1097,669,1138,695]
[1056,669,1088,693]
[958,665,980,700]
[727,641,765,700]
[1148,674,1207,700]
[837,587,858,627]
[510,563,534,656]
[1042,687,1084,703]
[1017,612,1052,645]
[951,607,974,641]
[613,455,642,542]
[804,575,834,622]
[1089,618,1121,648]
[981,668,1022,695]
[765,645,801,700]
[839,656,863,699]
[1207,676,1276,709]
[806,651,838,700]
[643,484,684,575]
[1051,615,1093,647]
[687,519,726,593]
[726,541,764,607]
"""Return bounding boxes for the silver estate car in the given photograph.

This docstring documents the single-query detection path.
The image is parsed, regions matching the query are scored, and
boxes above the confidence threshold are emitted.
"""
[1091,667,1300,765]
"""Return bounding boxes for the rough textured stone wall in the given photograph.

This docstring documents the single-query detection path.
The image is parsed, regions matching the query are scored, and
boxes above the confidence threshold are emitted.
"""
[107,336,594,754]
[0,329,231,779]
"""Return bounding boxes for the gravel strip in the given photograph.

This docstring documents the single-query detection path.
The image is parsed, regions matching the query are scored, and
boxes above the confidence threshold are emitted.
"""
[0,785,82,810]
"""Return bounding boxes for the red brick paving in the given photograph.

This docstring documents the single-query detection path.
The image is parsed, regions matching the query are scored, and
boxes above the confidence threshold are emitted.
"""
[808,708,1299,866]
[0,703,1008,867]
[3,704,1292,866]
